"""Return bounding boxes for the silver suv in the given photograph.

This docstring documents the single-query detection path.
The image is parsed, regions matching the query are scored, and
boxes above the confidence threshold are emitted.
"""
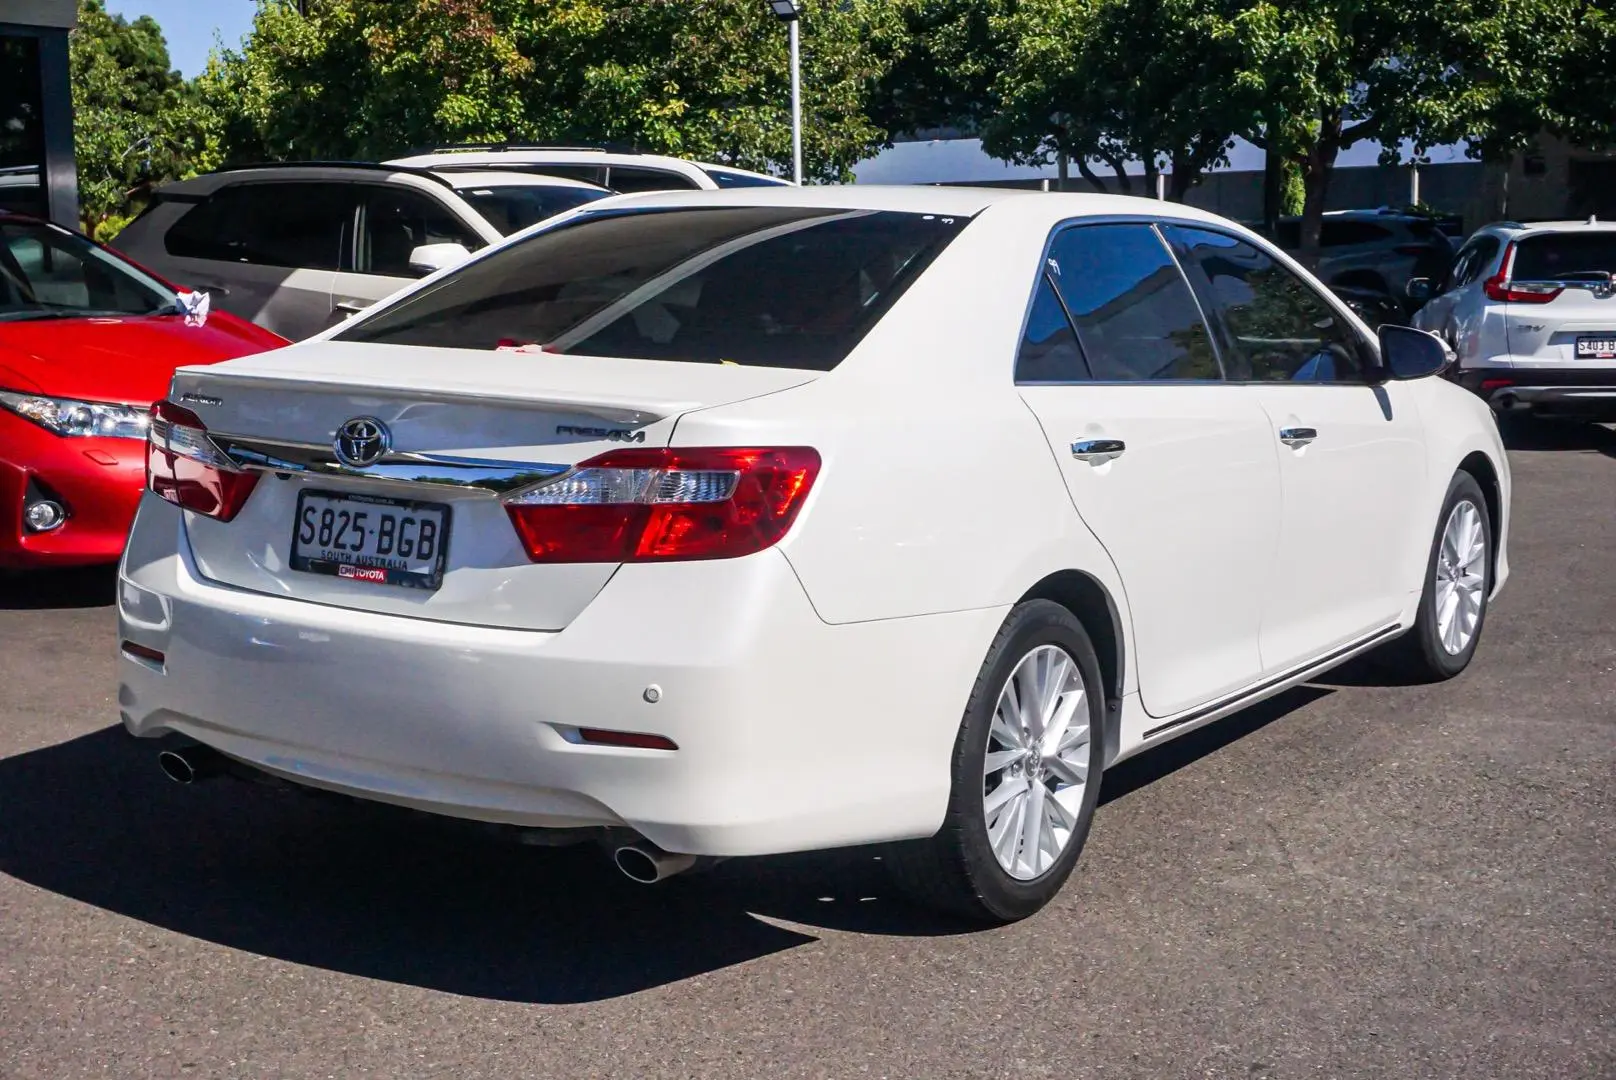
[1412,218,1616,420]
[112,162,614,340]
[1272,209,1457,307]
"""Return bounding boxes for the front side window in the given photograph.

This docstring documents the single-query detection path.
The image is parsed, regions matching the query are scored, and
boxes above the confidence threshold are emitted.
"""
[1043,223,1221,381]
[454,183,609,235]
[338,206,968,371]
[164,182,356,270]
[1,220,173,320]
[359,186,483,277]
[1168,226,1367,384]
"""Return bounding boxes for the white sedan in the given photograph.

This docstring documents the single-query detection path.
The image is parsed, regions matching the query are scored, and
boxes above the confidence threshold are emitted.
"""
[119,186,1510,923]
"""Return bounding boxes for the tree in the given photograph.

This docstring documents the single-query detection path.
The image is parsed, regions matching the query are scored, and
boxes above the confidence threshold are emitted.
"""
[69,0,219,238]
[200,0,909,182]
[982,0,1249,200]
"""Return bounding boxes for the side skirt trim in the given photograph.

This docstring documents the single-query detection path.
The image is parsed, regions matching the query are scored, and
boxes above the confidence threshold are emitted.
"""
[1140,623,1402,740]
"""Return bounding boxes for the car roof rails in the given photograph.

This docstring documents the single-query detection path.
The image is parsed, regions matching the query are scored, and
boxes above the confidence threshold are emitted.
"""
[412,142,646,156]
[204,160,458,189]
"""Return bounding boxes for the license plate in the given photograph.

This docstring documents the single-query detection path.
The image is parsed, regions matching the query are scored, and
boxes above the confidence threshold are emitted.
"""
[1575,335,1616,359]
[290,489,451,590]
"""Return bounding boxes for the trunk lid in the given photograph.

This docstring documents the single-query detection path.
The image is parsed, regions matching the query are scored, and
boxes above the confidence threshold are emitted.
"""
[169,342,817,630]
[1504,230,1616,367]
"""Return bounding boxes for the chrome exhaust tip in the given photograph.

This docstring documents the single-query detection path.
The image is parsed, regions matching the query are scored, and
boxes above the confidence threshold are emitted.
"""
[157,744,227,785]
[612,842,699,884]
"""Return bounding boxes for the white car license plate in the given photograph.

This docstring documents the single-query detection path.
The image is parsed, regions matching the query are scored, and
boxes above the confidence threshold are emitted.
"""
[290,489,451,590]
[1575,335,1616,359]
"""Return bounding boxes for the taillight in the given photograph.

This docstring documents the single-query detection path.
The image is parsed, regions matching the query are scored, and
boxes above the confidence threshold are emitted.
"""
[504,447,820,563]
[1482,241,1562,304]
[146,400,259,520]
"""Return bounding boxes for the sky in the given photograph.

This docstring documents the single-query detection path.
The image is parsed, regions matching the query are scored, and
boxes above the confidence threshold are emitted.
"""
[111,0,257,76]
[109,0,1467,185]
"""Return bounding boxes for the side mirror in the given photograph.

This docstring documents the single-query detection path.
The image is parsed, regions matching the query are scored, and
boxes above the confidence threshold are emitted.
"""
[407,242,472,276]
[1376,324,1453,381]
[1404,277,1434,301]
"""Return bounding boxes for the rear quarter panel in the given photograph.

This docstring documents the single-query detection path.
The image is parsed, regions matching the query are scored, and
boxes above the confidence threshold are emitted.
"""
[667,197,1140,692]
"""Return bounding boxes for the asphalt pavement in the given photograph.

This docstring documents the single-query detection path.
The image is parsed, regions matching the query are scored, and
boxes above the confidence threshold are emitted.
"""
[1,421,1612,1079]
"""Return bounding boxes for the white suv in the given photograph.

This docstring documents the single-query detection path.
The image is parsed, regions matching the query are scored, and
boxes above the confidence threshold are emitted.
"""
[386,144,791,192]
[112,163,614,341]
[1412,219,1616,420]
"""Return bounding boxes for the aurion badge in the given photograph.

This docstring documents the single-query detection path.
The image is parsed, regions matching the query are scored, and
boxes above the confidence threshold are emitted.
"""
[334,416,391,467]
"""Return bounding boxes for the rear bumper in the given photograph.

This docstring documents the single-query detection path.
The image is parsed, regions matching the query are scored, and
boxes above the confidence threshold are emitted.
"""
[0,413,145,570]
[117,495,1003,857]
[1455,365,1616,418]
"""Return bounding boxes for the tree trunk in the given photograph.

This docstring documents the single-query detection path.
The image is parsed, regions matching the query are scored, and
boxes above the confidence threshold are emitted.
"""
[1099,152,1132,195]
[1142,158,1160,202]
[1074,157,1109,194]
[1296,111,1343,273]
[1262,134,1282,236]
[1169,150,1195,202]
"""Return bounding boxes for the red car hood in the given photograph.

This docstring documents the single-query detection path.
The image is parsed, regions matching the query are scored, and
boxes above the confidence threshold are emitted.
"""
[0,312,286,405]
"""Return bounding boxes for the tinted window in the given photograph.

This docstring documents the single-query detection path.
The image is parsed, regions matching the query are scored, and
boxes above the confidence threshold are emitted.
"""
[1016,271,1088,382]
[1451,236,1501,289]
[1168,226,1366,383]
[0,37,46,218]
[360,186,483,277]
[1319,220,1392,246]
[454,184,609,234]
[1045,224,1220,381]
[1512,234,1616,279]
[338,207,967,371]
[1,220,172,320]
[165,183,355,270]
[605,166,698,193]
[703,167,789,189]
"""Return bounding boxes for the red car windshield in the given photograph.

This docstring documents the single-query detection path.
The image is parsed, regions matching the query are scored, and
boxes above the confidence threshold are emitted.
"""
[0,220,175,322]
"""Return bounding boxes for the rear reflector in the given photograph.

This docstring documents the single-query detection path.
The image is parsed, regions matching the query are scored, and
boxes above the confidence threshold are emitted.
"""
[504,446,820,563]
[147,400,259,521]
[120,640,166,665]
[1480,378,1515,392]
[577,728,679,751]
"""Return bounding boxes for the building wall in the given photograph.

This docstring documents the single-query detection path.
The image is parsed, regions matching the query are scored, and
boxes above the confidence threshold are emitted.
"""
[0,0,78,227]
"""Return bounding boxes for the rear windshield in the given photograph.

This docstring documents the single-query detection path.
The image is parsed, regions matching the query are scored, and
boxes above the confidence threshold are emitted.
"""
[454,184,610,235]
[1513,233,1616,279]
[337,206,969,370]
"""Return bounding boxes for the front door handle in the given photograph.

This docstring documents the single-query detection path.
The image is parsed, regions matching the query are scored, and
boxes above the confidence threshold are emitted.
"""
[1071,438,1126,464]
[1279,426,1318,447]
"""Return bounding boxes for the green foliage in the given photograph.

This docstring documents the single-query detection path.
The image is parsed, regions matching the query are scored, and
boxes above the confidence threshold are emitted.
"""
[70,0,220,235]
[198,0,909,182]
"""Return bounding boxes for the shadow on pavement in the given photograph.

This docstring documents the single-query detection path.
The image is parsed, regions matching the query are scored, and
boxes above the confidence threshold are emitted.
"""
[0,686,1333,1001]
[0,565,118,610]
[1499,417,1616,456]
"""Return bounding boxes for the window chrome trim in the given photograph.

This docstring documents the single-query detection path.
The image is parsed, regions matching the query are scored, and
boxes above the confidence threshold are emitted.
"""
[212,434,569,496]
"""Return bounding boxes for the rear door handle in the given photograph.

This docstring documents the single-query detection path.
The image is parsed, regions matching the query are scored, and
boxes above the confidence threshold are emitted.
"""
[191,281,231,297]
[1279,426,1318,447]
[1071,438,1126,464]
[335,299,371,315]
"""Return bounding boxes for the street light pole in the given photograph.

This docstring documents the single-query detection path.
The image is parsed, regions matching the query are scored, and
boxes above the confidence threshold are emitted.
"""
[768,1,804,186]
[789,17,802,185]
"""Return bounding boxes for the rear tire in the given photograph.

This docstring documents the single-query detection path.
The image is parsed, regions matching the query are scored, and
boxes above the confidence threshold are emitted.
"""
[885,600,1104,924]
[1383,471,1492,681]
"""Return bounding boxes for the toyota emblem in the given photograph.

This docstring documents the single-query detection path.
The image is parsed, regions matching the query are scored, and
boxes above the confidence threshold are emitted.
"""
[333,416,391,468]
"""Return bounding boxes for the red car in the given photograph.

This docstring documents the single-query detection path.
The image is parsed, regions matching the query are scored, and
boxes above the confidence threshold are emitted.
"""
[0,213,286,570]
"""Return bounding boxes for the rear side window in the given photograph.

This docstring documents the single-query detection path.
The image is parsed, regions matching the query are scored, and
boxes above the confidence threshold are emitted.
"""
[605,166,699,193]
[1042,223,1221,381]
[1016,272,1089,382]
[1450,236,1501,289]
[1319,220,1392,246]
[338,206,968,371]
[1512,234,1616,279]
[164,183,356,270]
[1167,226,1366,383]
[702,167,789,189]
